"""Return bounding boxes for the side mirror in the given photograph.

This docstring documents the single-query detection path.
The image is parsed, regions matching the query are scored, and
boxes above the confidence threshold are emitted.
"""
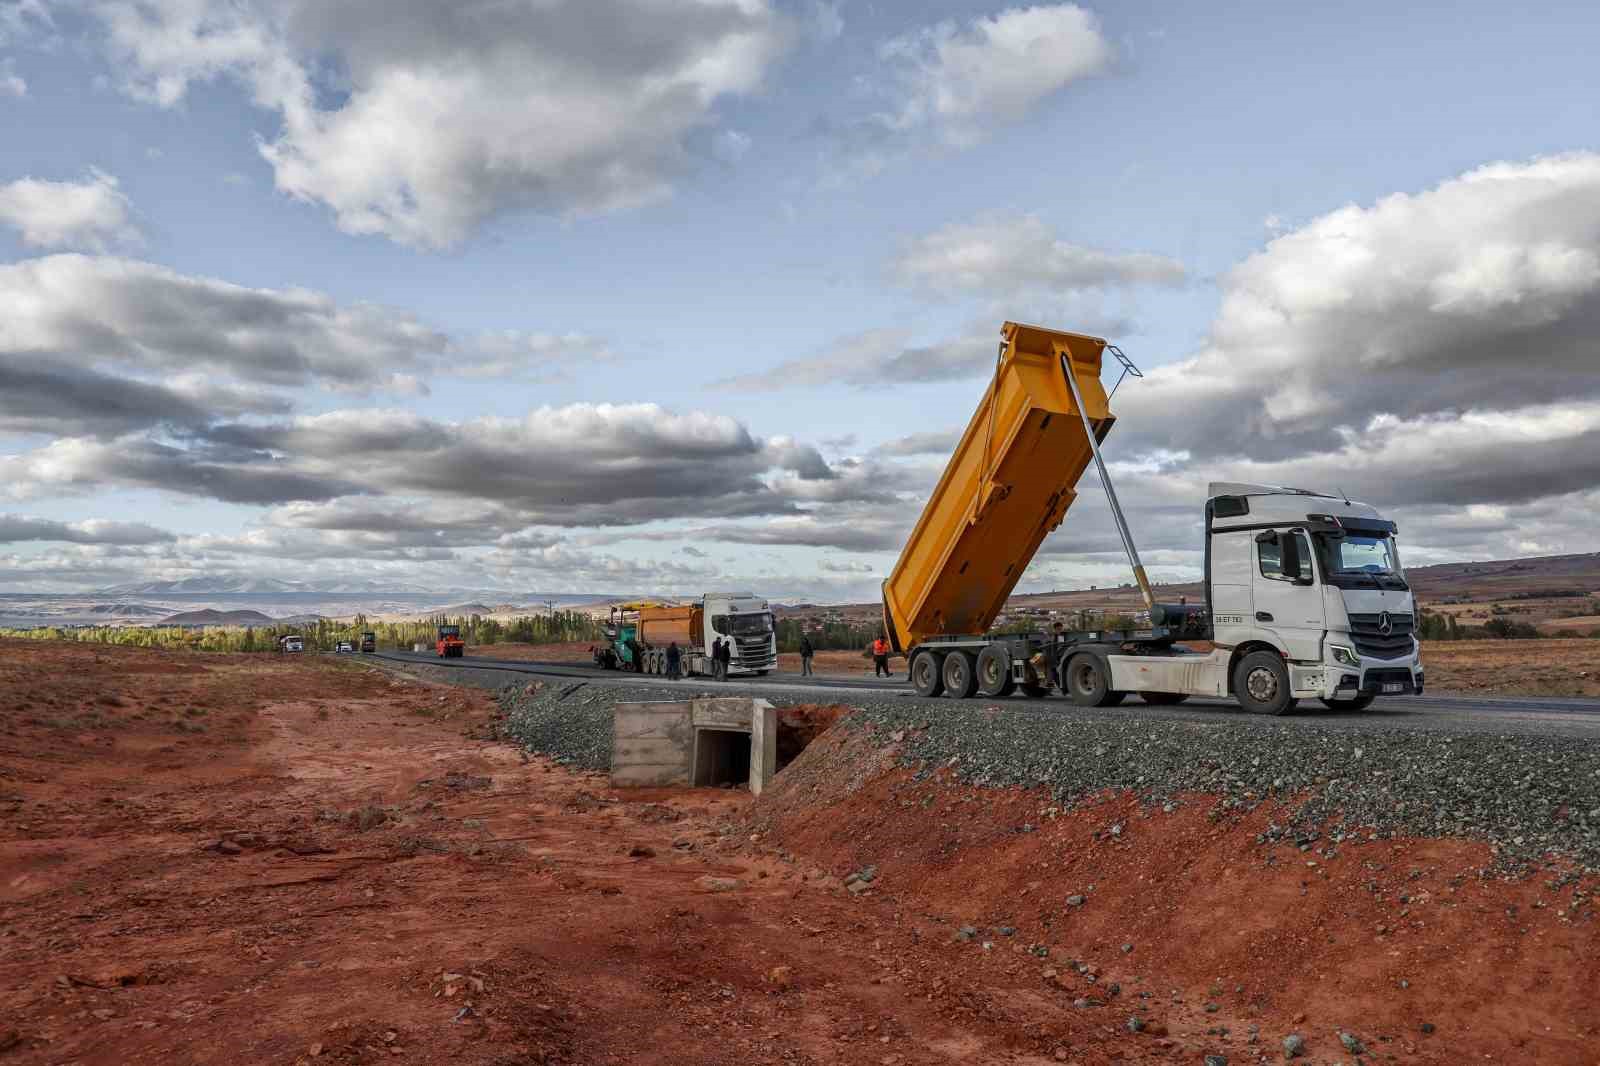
[1280,534,1312,585]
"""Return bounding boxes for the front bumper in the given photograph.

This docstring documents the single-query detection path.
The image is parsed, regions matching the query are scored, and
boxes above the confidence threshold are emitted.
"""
[1293,653,1424,699]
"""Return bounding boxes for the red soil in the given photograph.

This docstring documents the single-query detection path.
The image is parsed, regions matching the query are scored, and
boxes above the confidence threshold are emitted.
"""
[743,726,1600,1064]
[5,639,1595,1065]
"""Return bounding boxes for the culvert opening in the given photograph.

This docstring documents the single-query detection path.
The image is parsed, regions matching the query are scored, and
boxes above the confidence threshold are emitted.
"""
[775,704,849,772]
[693,728,751,788]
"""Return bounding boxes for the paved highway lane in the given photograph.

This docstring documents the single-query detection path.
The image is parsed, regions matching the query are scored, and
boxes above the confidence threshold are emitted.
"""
[364,650,1600,737]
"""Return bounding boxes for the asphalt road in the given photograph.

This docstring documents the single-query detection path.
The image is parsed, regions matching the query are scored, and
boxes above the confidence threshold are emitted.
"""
[365,649,1600,737]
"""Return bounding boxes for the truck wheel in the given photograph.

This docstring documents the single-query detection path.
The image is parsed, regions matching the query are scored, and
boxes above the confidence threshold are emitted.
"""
[1321,693,1375,712]
[1233,651,1298,716]
[942,651,978,699]
[1138,692,1188,705]
[911,651,944,698]
[976,645,1015,698]
[1064,654,1122,708]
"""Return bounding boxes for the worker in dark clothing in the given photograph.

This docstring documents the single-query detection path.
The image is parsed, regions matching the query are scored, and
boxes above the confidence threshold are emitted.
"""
[708,638,722,681]
[717,637,733,681]
[871,635,890,678]
[626,637,642,672]
[666,641,681,680]
[799,634,815,676]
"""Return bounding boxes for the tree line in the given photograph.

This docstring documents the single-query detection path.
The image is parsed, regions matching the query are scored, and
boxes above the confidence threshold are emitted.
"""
[0,610,602,654]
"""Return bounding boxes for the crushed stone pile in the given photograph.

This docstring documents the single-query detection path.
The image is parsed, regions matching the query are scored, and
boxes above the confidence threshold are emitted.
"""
[495,676,1600,869]
[847,701,1600,871]
[497,678,733,771]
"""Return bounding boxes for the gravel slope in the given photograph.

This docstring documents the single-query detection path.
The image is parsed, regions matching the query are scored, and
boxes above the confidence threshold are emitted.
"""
[496,677,1600,870]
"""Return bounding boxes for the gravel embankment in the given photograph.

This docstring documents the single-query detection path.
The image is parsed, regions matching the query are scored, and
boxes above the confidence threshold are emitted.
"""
[496,677,1600,870]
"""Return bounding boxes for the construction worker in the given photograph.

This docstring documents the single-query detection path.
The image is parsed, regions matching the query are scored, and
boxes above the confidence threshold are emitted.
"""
[666,641,681,680]
[799,633,815,676]
[871,635,890,678]
[712,637,726,682]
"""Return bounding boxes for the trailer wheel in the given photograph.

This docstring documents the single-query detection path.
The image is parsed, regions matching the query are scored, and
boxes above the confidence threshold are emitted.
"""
[942,651,978,699]
[976,645,1015,698]
[1233,651,1299,716]
[910,651,944,698]
[1065,653,1122,708]
[1137,691,1188,705]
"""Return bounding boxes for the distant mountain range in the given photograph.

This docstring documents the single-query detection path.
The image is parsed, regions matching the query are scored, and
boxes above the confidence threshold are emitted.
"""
[96,575,442,595]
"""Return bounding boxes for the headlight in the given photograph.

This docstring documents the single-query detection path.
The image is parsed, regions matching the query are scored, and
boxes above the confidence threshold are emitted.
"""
[1330,644,1360,667]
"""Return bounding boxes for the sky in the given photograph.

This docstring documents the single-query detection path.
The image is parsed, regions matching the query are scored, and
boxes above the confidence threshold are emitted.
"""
[1,0,1599,599]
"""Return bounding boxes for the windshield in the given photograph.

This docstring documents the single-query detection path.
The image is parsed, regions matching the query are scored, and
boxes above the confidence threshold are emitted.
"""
[715,612,773,637]
[1315,533,1407,590]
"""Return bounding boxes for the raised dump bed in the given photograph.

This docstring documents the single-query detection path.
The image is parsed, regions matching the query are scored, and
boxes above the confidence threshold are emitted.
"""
[881,322,1113,653]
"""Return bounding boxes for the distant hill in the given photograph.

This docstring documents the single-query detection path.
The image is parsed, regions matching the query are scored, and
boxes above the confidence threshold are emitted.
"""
[1405,552,1600,600]
[161,609,277,625]
[87,603,165,616]
[432,603,497,616]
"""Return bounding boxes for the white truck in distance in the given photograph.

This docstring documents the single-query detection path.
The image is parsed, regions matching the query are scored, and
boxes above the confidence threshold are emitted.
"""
[594,592,778,677]
[1063,483,1423,714]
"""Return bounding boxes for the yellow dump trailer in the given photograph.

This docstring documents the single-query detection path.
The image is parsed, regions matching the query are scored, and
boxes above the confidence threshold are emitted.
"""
[881,322,1114,654]
[638,604,698,647]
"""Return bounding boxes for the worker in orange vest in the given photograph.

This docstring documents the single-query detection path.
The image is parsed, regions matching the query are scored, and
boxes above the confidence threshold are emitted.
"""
[871,635,890,678]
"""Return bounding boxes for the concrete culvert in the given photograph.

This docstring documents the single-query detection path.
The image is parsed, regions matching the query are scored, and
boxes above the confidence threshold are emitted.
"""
[775,704,848,771]
[693,728,751,788]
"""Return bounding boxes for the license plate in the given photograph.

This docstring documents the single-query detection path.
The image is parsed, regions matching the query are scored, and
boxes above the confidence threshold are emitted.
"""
[1382,682,1404,694]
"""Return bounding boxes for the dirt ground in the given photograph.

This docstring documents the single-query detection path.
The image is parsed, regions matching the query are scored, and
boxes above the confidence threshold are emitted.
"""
[2,640,1597,1065]
[748,728,1600,1066]
[1419,639,1600,698]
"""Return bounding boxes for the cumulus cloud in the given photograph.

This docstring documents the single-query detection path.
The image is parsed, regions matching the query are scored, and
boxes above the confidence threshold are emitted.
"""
[0,253,448,389]
[1115,153,1600,467]
[878,3,1112,147]
[5,402,863,532]
[91,0,791,247]
[873,429,962,457]
[718,325,996,391]
[817,3,1111,179]
[0,171,139,249]
[0,361,288,438]
[0,513,176,545]
[0,436,365,505]
[893,213,1186,296]
[460,331,616,380]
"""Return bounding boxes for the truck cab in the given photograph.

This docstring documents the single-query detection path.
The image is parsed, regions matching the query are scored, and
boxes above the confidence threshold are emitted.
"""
[702,593,778,675]
[1205,483,1423,709]
[360,631,376,653]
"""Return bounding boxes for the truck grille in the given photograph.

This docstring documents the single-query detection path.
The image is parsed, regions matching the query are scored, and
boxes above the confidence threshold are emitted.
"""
[1346,612,1414,660]
[732,637,776,669]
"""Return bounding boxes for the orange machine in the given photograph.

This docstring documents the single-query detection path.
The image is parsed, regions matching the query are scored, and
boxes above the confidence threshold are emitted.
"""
[435,624,465,658]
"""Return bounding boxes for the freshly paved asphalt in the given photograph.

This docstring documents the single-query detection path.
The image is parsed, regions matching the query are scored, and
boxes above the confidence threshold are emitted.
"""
[365,649,1600,738]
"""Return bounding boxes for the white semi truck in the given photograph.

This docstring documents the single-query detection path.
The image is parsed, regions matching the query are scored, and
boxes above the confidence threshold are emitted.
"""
[594,592,779,677]
[881,322,1423,714]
